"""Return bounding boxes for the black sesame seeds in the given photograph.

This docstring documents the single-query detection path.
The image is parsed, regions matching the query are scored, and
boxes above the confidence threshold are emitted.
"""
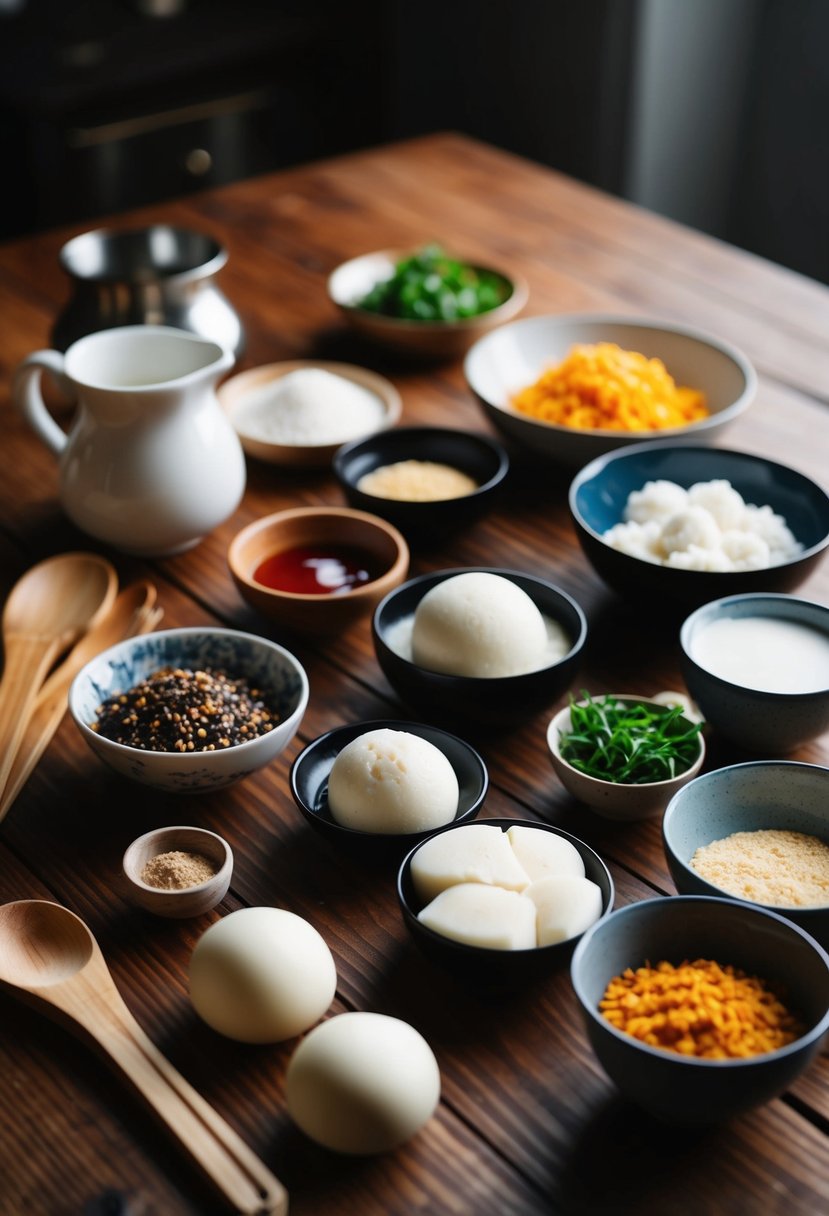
[92,666,278,752]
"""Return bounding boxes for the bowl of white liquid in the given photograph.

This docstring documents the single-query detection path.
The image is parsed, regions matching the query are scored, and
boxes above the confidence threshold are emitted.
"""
[680,593,829,753]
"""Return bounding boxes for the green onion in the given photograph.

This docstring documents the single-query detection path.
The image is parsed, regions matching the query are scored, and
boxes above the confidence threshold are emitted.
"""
[357,244,510,321]
[558,693,703,785]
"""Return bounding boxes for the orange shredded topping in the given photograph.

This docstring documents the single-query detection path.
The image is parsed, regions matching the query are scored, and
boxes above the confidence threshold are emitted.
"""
[599,959,803,1059]
[511,342,708,432]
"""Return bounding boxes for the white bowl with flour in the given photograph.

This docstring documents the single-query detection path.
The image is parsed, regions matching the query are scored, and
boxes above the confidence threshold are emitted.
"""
[218,360,402,466]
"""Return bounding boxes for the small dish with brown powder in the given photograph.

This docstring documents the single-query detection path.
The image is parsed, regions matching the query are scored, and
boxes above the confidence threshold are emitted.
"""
[333,426,509,546]
[123,826,233,918]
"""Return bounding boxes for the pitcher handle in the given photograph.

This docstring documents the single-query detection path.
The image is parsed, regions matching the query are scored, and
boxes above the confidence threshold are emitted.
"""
[13,350,72,455]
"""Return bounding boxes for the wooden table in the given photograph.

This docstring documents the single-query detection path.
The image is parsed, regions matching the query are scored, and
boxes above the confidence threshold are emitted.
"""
[1,133,828,1216]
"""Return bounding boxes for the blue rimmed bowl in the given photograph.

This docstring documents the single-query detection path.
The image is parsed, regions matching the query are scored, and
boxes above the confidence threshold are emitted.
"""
[569,443,829,608]
[69,627,309,792]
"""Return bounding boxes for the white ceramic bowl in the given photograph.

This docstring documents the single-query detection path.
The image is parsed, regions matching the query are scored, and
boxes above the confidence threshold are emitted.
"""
[465,314,756,467]
[69,627,309,792]
[218,359,402,467]
[547,695,705,821]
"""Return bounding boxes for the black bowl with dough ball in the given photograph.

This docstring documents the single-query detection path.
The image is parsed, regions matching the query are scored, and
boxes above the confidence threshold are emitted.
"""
[333,426,509,546]
[372,568,588,731]
[397,817,614,990]
[289,718,488,857]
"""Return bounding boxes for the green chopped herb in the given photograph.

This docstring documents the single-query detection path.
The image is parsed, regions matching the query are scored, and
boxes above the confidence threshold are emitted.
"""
[357,244,511,322]
[559,693,703,785]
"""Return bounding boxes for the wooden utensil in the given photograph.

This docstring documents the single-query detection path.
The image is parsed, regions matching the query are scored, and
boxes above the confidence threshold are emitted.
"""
[0,900,288,1215]
[0,553,118,801]
[0,581,163,824]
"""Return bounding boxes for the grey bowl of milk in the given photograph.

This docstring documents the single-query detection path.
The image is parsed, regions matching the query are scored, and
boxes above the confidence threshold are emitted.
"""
[680,593,829,753]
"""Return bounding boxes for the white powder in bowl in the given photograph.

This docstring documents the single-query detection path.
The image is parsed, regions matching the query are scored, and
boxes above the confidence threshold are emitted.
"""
[233,368,386,446]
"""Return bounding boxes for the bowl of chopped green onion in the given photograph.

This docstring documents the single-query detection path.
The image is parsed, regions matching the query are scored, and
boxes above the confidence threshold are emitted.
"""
[328,245,528,359]
[546,693,705,821]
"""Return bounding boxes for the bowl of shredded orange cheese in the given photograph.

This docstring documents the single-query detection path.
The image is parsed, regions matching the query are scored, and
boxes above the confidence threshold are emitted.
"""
[465,315,755,468]
[570,895,829,1123]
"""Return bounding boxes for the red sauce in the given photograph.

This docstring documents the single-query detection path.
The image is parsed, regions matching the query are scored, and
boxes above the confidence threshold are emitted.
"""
[253,545,385,596]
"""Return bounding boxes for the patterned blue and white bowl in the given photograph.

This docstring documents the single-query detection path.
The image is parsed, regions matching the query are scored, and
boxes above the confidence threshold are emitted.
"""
[69,627,309,792]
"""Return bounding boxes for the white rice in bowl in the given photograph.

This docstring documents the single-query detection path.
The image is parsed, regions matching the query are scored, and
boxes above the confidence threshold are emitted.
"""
[602,479,802,572]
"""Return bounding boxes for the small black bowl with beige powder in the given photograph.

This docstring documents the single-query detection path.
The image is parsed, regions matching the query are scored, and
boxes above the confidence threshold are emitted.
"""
[334,426,509,545]
[123,826,232,918]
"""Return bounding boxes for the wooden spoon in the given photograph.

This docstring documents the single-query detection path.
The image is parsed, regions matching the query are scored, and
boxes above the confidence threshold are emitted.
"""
[0,581,163,824]
[0,900,288,1215]
[0,553,117,800]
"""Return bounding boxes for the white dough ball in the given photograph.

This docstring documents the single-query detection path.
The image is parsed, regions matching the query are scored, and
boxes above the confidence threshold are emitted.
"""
[412,572,549,677]
[285,1012,441,1154]
[189,907,337,1043]
[327,728,459,834]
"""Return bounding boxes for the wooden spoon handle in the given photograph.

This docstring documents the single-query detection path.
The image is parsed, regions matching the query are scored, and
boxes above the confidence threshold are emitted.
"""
[94,1012,288,1215]
[0,592,163,824]
[0,635,64,800]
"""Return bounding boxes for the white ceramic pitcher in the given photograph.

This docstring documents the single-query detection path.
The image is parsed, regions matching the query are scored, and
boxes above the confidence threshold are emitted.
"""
[14,325,246,556]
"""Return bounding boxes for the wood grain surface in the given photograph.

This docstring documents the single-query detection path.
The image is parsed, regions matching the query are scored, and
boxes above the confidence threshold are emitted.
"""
[0,133,827,1216]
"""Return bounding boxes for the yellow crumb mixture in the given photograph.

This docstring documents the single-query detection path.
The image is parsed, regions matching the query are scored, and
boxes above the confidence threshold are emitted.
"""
[600,959,803,1059]
[511,342,707,432]
[691,829,829,908]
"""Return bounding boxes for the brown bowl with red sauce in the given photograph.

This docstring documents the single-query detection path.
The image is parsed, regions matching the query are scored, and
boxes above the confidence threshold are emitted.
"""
[228,507,410,636]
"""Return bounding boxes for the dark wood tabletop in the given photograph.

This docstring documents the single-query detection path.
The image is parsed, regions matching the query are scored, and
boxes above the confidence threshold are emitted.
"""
[1,133,828,1216]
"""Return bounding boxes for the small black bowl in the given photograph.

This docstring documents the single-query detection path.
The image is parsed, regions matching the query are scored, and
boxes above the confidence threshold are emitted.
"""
[372,568,588,730]
[569,442,829,610]
[289,718,488,854]
[333,426,509,544]
[397,817,614,989]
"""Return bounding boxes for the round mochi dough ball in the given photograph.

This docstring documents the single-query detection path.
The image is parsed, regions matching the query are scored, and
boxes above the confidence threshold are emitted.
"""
[285,1012,441,1154]
[328,728,459,834]
[189,907,337,1043]
[412,572,548,677]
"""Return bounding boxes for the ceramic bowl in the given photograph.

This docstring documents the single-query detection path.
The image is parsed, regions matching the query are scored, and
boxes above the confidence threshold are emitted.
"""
[662,762,829,948]
[372,568,588,730]
[217,360,402,467]
[570,442,829,609]
[69,627,309,792]
[289,719,488,853]
[328,248,528,359]
[228,507,410,636]
[570,896,829,1123]
[546,695,705,821]
[398,818,614,988]
[333,426,509,545]
[122,826,233,918]
[679,594,829,752]
[465,314,755,468]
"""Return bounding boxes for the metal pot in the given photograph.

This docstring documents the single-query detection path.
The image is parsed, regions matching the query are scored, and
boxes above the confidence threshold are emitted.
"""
[51,225,245,357]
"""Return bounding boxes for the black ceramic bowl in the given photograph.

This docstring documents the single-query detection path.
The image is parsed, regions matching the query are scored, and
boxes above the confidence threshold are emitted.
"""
[333,426,509,545]
[372,568,588,730]
[289,718,488,854]
[569,442,829,609]
[397,817,614,989]
[571,896,829,1123]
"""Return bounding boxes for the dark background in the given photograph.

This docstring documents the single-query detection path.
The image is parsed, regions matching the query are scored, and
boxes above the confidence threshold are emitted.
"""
[1,0,826,284]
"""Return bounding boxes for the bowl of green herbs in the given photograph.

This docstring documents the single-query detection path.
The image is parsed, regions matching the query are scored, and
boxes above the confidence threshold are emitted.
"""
[328,245,528,359]
[546,693,705,821]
